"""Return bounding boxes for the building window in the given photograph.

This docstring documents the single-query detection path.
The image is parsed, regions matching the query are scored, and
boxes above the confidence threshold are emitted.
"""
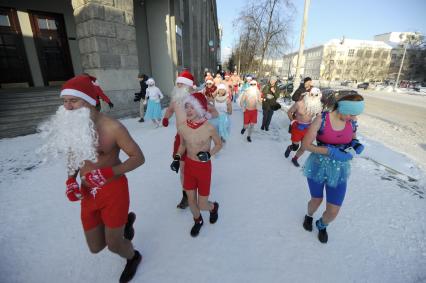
[338,60,343,65]
[365,50,372,58]
[382,51,389,59]
[348,49,354,57]
[37,18,57,30]
[357,50,364,57]
[374,51,381,58]
[0,14,11,27]
[391,54,396,60]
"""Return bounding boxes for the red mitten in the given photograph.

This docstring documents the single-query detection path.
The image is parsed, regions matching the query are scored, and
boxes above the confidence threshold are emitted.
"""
[84,167,114,188]
[65,177,82,202]
[162,118,169,127]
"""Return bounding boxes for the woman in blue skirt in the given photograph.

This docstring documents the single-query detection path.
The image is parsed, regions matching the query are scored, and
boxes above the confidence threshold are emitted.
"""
[144,78,164,127]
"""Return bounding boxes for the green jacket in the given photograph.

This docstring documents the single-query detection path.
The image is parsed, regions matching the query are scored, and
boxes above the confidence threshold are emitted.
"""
[261,82,280,110]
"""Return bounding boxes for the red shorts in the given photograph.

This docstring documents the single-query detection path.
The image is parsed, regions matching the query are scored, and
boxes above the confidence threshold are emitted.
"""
[291,121,310,143]
[173,133,186,161]
[183,157,212,196]
[243,109,258,125]
[80,175,129,231]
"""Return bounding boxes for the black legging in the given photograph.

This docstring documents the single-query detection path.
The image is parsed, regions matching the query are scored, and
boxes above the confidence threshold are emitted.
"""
[262,109,274,129]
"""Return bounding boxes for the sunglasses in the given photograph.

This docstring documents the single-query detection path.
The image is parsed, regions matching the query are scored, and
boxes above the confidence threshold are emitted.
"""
[250,84,256,86]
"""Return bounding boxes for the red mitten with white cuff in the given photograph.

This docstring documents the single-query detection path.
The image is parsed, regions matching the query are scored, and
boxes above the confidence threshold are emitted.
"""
[65,177,83,202]
[83,167,114,188]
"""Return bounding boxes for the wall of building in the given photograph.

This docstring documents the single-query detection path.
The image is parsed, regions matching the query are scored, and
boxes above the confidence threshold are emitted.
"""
[144,0,175,96]
[1,0,82,86]
[134,0,152,77]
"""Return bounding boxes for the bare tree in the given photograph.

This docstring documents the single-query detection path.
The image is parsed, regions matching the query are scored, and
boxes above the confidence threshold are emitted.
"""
[232,0,295,76]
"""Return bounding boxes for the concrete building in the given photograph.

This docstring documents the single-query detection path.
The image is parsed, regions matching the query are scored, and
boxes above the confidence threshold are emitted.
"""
[374,32,425,81]
[281,38,392,82]
[0,0,220,137]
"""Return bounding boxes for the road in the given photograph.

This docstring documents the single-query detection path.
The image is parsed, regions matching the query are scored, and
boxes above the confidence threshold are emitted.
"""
[356,89,426,170]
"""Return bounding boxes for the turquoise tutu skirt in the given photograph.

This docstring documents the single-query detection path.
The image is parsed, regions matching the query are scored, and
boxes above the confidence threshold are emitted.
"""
[303,153,351,188]
[209,114,231,140]
[145,100,162,120]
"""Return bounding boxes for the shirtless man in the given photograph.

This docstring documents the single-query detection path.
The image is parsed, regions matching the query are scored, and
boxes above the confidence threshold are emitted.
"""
[239,80,262,142]
[60,75,145,283]
[163,70,219,210]
[171,92,223,237]
[285,87,323,167]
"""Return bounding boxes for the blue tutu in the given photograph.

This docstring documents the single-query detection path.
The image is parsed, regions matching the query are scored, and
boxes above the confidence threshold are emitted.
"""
[303,153,351,188]
[217,113,231,140]
[145,100,162,120]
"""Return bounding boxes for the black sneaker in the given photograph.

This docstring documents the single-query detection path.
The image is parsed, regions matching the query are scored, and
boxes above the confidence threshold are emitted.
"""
[265,127,269,131]
[138,118,144,122]
[119,250,142,283]
[209,202,219,224]
[190,215,204,237]
[176,194,188,209]
[291,158,300,167]
[284,145,292,158]
[247,136,252,142]
[303,215,313,231]
[316,220,328,243]
[261,126,265,130]
[241,128,246,135]
[124,212,136,241]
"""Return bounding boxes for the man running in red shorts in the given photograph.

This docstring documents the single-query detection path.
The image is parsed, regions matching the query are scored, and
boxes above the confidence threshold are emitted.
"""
[239,80,262,142]
[58,75,145,282]
[171,92,223,237]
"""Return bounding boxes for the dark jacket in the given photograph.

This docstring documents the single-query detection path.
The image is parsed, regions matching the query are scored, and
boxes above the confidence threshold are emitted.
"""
[261,82,280,110]
[134,74,149,101]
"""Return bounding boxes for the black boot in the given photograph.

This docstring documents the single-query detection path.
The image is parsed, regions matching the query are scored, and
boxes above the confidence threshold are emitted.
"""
[247,136,252,142]
[303,215,313,231]
[177,191,188,209]
[316,220,328,243]
[291,157,300,167]
[190,215,204,237]
[138,118,144,122]
[124,212,136,241]
[119,250,142,283]
[284,145,292,158]
[261,125,265,130]
[241,128,246,135]
[209,202,219,224]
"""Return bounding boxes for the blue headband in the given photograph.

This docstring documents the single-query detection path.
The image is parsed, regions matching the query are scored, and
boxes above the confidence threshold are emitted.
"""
[337,100,365,115]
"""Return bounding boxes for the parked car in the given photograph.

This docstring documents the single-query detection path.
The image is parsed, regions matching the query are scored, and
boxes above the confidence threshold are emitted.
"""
[357,82,369,90]
[277,82,294,94]
[340,80,352,86]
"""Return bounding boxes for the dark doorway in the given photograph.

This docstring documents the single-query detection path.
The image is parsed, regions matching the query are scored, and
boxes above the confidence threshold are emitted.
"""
[0,7,33,87]
[29,10,73,86]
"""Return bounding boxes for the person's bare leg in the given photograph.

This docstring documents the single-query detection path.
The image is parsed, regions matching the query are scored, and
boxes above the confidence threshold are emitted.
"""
[105,225,134,259]
[198,195,214,211]
[321,203,341,224]
[186,189,200,218]
[308,197,322,216]
[84,224,107,254]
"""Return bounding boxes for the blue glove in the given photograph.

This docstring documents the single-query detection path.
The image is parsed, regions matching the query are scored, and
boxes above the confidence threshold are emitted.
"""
[327,146,353,161]
[350,139,364,154]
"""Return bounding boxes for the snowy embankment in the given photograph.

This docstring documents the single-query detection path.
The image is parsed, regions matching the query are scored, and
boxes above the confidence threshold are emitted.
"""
[0,104,425,283]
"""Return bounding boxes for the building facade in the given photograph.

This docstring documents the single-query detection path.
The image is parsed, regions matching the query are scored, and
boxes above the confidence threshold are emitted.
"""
[0,0,220,116]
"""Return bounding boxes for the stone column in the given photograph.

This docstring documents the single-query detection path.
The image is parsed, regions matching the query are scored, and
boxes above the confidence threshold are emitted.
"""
[72,0,139,117]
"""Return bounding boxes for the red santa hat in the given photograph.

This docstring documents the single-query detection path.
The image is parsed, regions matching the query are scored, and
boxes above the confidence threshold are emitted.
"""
[183,92,211,119]
[176,70,195,87]
[60,75,111,105]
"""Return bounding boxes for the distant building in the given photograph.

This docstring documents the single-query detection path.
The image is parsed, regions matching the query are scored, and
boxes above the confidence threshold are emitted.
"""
[374,32,425,81]
[282,38,392,82]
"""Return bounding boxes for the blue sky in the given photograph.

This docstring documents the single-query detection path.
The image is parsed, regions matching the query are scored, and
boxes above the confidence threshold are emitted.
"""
[217,0,426,62]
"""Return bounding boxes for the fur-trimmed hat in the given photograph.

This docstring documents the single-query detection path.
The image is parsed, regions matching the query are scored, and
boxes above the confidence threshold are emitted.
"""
[60,75,110,106]
[176,70,195,87]
[146,78,155,86]
[183,92,211,119]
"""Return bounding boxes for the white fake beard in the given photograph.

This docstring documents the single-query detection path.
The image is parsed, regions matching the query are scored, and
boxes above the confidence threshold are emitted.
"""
[37,106,98,174]
[247,86,259,98]
[304,94,323,116]
[171,86,190,102]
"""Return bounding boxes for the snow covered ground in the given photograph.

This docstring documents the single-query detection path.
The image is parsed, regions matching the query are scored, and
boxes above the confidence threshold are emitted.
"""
[0,104,425,283]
